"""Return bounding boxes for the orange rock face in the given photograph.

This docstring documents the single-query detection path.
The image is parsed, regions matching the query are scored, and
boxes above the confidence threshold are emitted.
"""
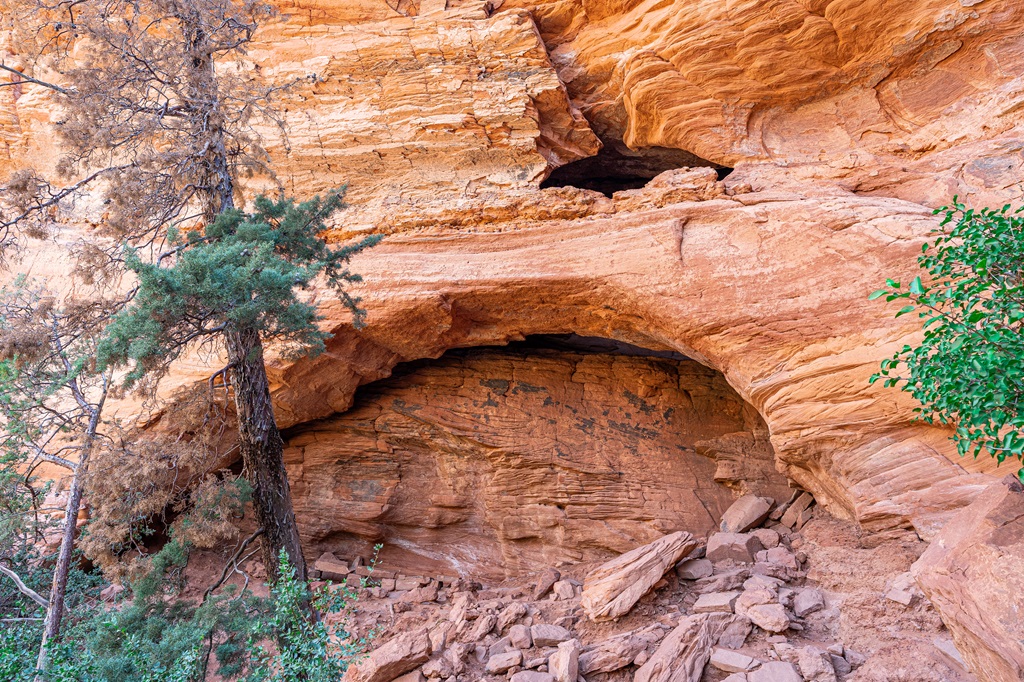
[3,2,1024,675]
[913,478,1024,680]
[285,343,788,580]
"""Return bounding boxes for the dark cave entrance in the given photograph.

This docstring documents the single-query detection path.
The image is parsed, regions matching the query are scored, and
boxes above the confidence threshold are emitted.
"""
[286,334,786,580]
[540,140,733,197]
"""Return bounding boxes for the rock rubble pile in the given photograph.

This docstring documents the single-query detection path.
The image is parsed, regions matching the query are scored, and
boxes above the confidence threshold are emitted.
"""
[330,493,893,682]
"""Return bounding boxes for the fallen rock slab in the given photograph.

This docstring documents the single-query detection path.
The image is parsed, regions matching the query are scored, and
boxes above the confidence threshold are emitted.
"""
[798,646,837,682]
[913,477,1024,682]
[749,661,802,682]
[548,639,581,682]
[792,588,824,617]
[581,622,659,671]
[509,623,533,649]
[707,533,764,564]
[721,496,773,533]
[741,603,790,633]
[676,558,713,580]
[511,673,555,682]
[780,493,814,529]
[486,649,523,674]
[533,567,561,600]
[532,623,572,647]
[580,631,650,674]
[710,648,760,673]
[634,613,735,682]
[693,591,740,614]
[342,629,431,682]
[581,531,698,622]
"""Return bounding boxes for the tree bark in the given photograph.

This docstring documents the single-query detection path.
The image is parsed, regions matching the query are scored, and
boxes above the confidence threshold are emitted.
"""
[35,372,106,679]
[225,327,306,584]
[34,462,85,676]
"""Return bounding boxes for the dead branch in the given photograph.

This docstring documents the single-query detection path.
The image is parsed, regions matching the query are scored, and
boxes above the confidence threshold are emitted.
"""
[0,565,49,609]
[0,63,71,94]
[203,527,264,602]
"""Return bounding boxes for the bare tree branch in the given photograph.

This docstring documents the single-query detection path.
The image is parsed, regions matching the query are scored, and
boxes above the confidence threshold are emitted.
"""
[0,63,71,94]
[0,565,49,609]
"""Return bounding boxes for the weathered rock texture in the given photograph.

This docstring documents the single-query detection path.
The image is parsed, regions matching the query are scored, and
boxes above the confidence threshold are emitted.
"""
[285,344,787,580]
[913,478,1024,681]
[3,0,1022,535]
[4,2,1024,678]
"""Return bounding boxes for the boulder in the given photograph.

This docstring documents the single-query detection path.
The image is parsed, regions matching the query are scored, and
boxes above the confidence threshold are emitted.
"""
[721,496,773,533]
[717,615,753,649]
[913,478,1024,681]
[548,639,581,682]
[761,547,799,571]
[579,632,648,675]
[313,552,351,580]
[533,568,561,600]
[343,629,431,682]
[489,637,514,658]
[780,493,814,529]
[531,624,572,647]
[552,580,576,600]
[580,531,698,622]
[465,614,497,642]
[421,656,453,679]
[496,601,528,632]
[748,661,802,682]
[792,588,824,617]
[511,673,555,682]
[707,534,764,564]
[634,613,735,682]
[736,587,777,609]
[693,591,740,614]
[398,583,439,604]
[830,653,852,676]
[485,649,523,674]
[710,648,760,673]
[676,558,713,580]
[797,647,837,682]
[751,529,781,549]
[741,604,789,633]
[509,624,533,650]
[695,568,750,593]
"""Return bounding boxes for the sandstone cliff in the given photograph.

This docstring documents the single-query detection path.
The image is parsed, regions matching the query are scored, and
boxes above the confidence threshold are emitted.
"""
[3,0,1024,678]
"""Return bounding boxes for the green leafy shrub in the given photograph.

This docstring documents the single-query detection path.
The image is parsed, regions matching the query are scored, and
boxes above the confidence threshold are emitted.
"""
[872,200,1024,473]
[27,547,362,681]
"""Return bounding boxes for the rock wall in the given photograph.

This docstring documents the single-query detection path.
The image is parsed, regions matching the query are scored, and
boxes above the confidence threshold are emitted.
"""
[285,342,789,581]
[4,2,1024,676]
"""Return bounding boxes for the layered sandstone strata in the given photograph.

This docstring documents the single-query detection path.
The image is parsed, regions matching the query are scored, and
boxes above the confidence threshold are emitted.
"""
[285,343,789,581]
[4,1,1024,677]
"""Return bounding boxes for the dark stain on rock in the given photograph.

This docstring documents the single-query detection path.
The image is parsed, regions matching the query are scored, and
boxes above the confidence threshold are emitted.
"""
[482,379,511,394]
[512,382,546,394]
[624,389,659,415]
[609,420,660,440]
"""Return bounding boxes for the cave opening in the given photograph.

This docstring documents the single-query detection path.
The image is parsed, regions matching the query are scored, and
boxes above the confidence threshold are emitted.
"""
[284,334,787,581]
[540,140,733,197]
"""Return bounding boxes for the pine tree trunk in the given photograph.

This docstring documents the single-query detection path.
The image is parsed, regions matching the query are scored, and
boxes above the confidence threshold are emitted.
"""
[35,379,105,679]
[33,464,85,676]
[225,327,307,583]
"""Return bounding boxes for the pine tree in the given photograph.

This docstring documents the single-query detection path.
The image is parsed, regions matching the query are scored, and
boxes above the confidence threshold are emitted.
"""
[97,192,379,584]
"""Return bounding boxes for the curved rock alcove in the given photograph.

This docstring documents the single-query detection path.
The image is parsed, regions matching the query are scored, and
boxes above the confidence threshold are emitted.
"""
[284,336,791,581]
